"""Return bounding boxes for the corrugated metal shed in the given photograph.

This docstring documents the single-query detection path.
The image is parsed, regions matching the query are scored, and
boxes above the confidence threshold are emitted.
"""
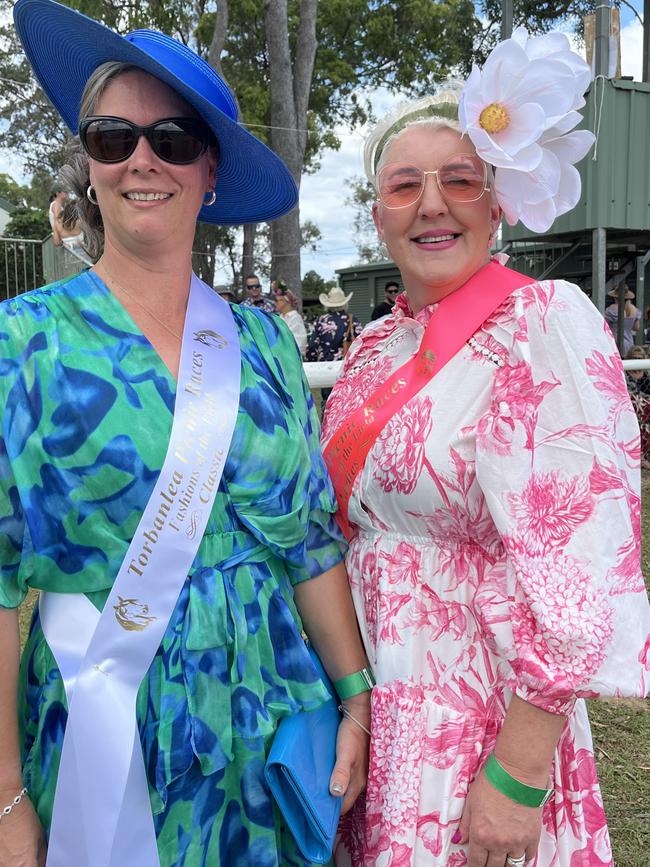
[504,79,650,240]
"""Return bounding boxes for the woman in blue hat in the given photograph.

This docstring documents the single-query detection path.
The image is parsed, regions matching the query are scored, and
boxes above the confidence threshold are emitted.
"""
[0,2,371,865]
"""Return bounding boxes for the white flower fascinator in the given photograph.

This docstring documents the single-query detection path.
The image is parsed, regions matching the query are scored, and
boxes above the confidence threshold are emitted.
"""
[458,27,595,232]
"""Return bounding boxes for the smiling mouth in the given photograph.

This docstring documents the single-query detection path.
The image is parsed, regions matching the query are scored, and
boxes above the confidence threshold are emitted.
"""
[124,192,172,201]
[413,233,460,244]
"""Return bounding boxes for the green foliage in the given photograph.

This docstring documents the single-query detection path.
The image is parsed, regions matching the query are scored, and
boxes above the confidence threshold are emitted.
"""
[345,175,385,263]
[0,174,28,208]
[0,207,48,299]
[476,0,605,56]
[0,170,56,211]
[192,222,240,286]
[2,0,604,172]
[301,268,336,298]
[300,220,321,253]
[191,218,322,287]
[195,0,481,172]
[4,205,50,240]
[0,0,195,176]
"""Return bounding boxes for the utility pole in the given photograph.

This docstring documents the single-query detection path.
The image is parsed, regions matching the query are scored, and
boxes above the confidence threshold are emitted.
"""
[501,0,513,40]
[592,0,610,313]
[641,0,650,81]
[595,0,610,78]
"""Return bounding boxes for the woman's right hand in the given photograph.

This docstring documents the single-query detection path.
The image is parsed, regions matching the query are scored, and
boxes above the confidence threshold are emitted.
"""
[0,789,47,867]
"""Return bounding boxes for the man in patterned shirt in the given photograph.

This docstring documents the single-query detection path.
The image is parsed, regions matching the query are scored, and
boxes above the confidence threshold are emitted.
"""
[241,273,276,313]
[306,287,362,402]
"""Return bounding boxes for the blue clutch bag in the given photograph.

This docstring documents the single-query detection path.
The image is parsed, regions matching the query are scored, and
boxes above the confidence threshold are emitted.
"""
[264,645,342,864]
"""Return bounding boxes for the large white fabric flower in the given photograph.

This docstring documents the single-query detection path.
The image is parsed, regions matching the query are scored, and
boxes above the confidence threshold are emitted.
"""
[458,26,595,232]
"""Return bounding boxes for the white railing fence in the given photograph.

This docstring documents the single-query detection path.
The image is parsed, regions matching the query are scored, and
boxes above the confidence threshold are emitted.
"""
[0,237,43,299]
[306,359,649,390]
[623,360,650,370]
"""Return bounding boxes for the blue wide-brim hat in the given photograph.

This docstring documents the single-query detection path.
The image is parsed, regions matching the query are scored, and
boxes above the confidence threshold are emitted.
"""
[13,0,298,225]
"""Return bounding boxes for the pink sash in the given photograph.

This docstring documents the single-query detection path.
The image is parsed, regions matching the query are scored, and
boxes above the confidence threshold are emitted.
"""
[323,261,533,539]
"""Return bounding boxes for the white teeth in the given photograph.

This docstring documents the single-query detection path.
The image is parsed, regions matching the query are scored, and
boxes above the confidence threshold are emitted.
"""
[125,192,171,201]
[414,234,456,243]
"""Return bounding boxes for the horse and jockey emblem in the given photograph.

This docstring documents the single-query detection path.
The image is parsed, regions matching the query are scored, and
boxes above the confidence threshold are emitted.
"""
[193,329,228,349]
[113,597,158,632]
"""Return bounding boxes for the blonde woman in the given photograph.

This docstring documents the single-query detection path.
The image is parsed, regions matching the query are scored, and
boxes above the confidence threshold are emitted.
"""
[323,29,650,867]
[273,282,308,355]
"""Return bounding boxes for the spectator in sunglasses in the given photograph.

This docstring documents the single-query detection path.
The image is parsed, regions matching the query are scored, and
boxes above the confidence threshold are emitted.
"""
[370,279,401,321]
[241,273,276,313]
[3,2,371,866]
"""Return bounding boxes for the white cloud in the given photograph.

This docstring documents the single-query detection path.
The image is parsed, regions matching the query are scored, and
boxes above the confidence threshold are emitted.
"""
[300,87,401,281]
[620,20,643,80]
[298,123,365,280]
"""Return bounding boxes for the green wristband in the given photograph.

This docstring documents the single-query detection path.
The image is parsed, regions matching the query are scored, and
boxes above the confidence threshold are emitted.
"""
[334,667,376,700]
[484,754,554,808]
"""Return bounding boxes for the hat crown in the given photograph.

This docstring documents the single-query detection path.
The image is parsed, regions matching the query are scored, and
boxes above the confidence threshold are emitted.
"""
[13,0,297,225]
[320,286,353,307]
[126,30,238,122]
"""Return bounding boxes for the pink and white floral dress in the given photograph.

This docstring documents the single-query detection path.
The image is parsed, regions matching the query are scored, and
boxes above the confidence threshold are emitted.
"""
[322,278,650,867]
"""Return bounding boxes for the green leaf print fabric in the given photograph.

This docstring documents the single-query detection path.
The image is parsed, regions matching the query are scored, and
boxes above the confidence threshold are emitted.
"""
[0,270,345,866]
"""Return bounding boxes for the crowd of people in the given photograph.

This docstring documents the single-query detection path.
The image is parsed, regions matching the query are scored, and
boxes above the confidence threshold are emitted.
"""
[603,284,650,469]
[2,3,649,867]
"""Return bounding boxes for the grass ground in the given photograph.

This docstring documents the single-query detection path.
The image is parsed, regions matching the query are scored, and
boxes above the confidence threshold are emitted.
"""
[16,483,650,865]
[585,473,650,867]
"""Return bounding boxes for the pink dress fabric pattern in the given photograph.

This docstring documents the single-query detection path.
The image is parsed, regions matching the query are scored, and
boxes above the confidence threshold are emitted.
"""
[322,278,650,867]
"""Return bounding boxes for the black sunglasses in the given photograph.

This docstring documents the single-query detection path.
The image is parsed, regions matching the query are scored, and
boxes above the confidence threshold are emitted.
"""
[79,116,213,165]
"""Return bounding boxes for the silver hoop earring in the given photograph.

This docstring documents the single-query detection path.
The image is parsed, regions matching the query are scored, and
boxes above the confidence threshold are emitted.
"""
[86,185,98,205]
[204,190,217,206]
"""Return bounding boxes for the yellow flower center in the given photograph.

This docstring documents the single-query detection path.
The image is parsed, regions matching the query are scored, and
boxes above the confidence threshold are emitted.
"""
[479,103,510,134]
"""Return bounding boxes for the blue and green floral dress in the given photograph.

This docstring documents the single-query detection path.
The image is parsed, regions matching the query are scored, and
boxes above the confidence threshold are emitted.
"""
[0,270,345,866]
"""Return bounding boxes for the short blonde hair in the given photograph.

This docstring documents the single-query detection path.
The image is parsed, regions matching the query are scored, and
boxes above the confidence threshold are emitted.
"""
[363,90,463,186]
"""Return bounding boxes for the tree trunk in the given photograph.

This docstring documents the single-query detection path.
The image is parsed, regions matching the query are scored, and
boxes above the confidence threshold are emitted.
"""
[264,0,317,298]
[207,0,228,76]
[241,223,258,290]
[207,0,263,292]
[192,223,216,286]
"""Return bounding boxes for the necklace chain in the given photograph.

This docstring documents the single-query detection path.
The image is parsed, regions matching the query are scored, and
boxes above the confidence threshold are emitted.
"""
[96,264,182,341]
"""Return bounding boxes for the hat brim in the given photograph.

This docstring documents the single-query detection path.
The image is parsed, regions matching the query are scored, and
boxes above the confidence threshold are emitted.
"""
[14,0,298,225]
[319,292,353,307]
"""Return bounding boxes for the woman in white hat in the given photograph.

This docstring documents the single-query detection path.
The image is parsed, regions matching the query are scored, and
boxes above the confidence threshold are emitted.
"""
[322,29,650,867]
[0,2,371,865]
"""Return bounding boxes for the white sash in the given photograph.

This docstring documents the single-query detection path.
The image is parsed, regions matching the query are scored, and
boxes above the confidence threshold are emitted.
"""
[40,274,241,867]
